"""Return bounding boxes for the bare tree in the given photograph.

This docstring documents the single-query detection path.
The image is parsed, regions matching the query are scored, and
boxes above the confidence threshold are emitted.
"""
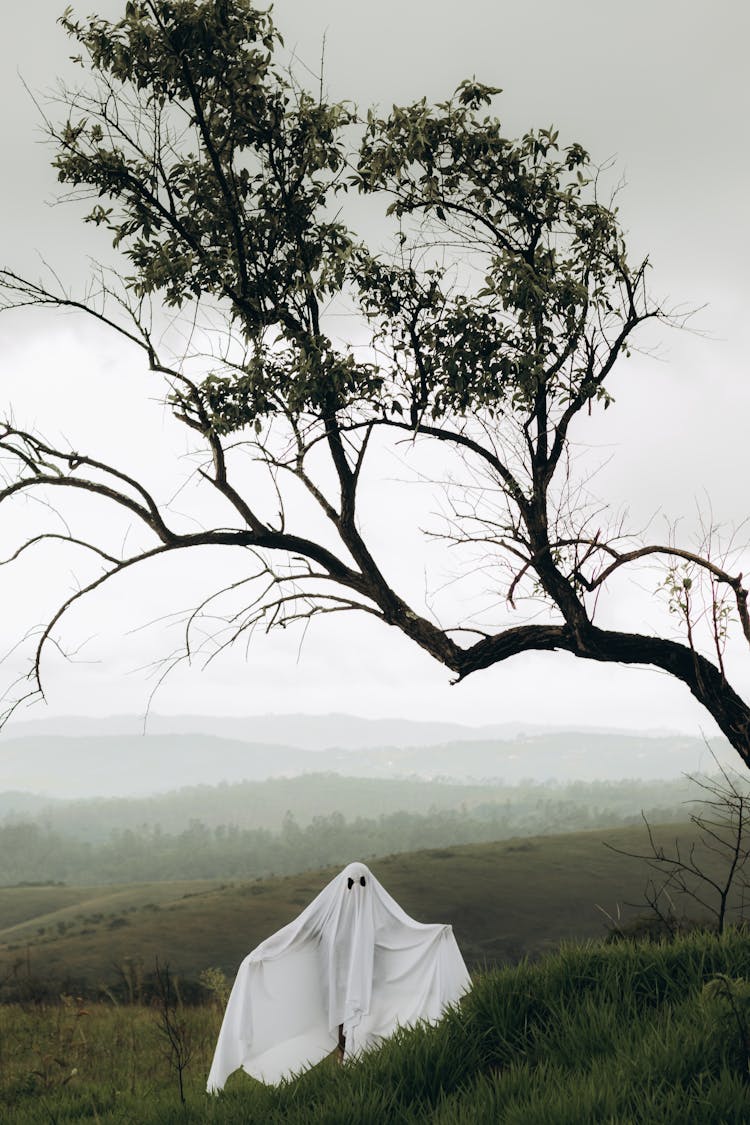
[607,753,750,935]
[153,959,193,1105]
[2,3,750,767]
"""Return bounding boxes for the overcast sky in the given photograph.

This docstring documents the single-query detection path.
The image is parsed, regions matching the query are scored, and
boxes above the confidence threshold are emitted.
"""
[0,1,748,735]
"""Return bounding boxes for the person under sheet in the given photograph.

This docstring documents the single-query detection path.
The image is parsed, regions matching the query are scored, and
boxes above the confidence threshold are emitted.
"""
[206,860,471,1090]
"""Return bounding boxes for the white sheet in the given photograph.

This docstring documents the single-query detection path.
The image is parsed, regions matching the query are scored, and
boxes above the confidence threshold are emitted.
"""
[206,861,471,1089]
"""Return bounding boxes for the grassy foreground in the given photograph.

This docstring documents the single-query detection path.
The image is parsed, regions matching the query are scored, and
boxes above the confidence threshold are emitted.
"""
[2,929,750,1123]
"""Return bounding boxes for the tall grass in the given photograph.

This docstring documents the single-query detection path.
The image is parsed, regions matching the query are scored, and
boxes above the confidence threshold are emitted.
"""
[2,929,749,1123]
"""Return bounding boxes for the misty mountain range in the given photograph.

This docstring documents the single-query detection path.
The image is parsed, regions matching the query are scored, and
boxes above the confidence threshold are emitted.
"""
[0,713,731,799]
[2,711,667,749]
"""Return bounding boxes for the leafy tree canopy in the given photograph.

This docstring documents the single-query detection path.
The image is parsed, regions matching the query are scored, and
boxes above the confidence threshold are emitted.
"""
[2,1,749,768]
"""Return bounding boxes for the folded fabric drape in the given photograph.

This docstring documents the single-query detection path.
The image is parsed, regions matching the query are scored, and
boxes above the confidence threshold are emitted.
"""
[207,860,471,1090]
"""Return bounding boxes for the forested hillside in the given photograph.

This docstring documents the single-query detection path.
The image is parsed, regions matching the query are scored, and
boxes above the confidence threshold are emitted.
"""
[0,774,694,885]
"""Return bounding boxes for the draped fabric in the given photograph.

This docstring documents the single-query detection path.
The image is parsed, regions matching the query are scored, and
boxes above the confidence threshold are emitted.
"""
[207,861,471,1089]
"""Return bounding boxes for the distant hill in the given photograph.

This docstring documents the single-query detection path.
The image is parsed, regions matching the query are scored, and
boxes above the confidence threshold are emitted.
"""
[0,734,311,798]
[0,791,52,818]
[0,820,733,995]
[0,772,698,841]
[3,710,683,749]
[0,774,529,833]
[1,711,536,747]
[0,726,731,798]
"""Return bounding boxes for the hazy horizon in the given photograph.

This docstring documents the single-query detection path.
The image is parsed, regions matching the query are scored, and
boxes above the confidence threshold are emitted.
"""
[2,707,696,737]
[0,714,732,800]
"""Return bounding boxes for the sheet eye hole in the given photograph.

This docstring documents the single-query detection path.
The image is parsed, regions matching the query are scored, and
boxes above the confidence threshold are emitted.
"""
[347,877,354,889]
[360,876,366,886]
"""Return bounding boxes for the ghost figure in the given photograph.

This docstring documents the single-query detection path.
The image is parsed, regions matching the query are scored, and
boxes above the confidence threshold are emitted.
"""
[206,861,471,1090]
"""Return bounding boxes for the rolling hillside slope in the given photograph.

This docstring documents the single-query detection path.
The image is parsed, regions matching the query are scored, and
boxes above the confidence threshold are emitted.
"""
[0,819,733,996]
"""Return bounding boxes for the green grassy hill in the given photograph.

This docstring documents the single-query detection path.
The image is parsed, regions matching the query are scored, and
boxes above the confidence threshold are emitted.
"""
[0,819,735,998]
[2,930,750,1123]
